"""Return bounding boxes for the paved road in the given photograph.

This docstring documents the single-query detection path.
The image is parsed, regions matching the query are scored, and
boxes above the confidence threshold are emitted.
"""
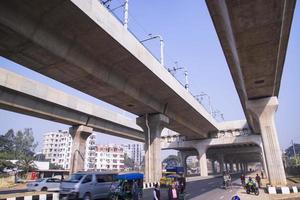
[0,189,27,195]
[143,174,242,200]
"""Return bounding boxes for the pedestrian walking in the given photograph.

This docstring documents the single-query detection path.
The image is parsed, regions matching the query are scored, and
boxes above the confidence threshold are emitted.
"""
[168,182,179,200]
[178,176,186,194]
[132,180,139,200]
[261,171,264,179]
[240,174,245,187]
[255,174,261,188]
[153,183,160,200]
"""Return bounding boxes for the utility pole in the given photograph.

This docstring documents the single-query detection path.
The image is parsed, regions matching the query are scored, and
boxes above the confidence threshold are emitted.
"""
[212,109,224,121]
[194,92,212,116]
[101,0,112,8]
[167,61,183,75]
[140,34,164,66]
[124,0,129,29]
[184,69,189,91]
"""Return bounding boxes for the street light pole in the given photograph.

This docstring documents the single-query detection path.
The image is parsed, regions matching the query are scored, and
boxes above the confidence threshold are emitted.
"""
[140,35,164,66]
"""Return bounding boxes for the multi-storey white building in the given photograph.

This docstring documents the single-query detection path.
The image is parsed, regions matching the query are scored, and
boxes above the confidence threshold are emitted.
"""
[42,130,96,170]
[122,144,144,166]
[95,144,124,171]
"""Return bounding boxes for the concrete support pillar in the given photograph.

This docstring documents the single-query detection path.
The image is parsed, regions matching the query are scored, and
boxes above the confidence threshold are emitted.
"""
[218,154,224,173]
[247,97,286,186]
[69,125,93,174]
[229,161,234,172]
[198,151,208,176]
[212,160,217,174]
[260,145,269,179]
[137,113,169,183]
[243,163,246,172]
[225,163,228,171]
[236,162,240,172]
[178,151,188,177]
[240,163,243,171]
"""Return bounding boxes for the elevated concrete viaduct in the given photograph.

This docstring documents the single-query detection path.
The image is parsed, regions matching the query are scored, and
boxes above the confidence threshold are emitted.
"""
[161,120,266,177]
[206,0,296,186]
[0,68,144,172]
[0,0,295,185]
[0,0,220,183]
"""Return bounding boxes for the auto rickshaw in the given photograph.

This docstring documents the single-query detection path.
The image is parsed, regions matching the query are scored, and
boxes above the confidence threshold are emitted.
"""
[160,172,176,187]
[109,173,143,200]
[160,173,181,188]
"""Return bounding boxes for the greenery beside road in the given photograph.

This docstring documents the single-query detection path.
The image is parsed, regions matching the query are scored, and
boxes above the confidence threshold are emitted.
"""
[0,128,38,178]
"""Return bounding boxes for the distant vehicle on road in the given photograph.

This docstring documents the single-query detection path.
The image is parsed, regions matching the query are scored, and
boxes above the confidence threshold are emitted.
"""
[26,178,61,191]
[59,171,117,200]
[109,172,144,200]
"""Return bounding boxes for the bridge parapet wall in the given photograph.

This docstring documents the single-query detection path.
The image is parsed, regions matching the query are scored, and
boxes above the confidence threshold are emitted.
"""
[161,127,260,150]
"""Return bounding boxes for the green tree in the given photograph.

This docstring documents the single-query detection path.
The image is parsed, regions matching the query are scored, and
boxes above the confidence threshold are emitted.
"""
[288,155,300,166]
[0,128,38,160]
[16,155,37,174]
[0,160,15,172]
[0,129,15,153]
[15,128,38,158]
[124,153,135,169]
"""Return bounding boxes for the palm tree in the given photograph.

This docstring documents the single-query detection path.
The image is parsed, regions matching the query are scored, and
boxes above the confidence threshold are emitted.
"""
[16,156,37,175]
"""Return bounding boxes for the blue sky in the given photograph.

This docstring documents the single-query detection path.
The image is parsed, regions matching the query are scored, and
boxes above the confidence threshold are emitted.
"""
[0,0,299,156]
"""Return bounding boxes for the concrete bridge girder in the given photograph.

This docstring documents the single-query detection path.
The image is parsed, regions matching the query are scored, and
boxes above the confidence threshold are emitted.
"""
[161,134,263,176]
[0,0,218,140]
[0,68,145,142]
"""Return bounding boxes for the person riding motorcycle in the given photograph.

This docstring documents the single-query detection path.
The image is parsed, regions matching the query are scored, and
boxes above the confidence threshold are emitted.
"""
[245,177,259,195]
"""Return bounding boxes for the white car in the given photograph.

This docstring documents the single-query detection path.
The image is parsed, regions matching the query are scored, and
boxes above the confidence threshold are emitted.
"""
[27,178,61,191]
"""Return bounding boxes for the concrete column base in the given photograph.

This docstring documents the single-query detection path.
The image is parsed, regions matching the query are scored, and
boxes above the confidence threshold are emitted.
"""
[212,160,217,174]
[197,150,208,176]
[229,161,234,172]
[69,125,93,174]
[235,162,240,172]
[225,163,229,172]
[178,151,189,177]
[137,113,169,183]
[247,97,287,186]
[218,154,225,173]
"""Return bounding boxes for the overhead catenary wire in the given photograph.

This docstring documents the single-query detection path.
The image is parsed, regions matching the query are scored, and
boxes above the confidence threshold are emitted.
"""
[101,0,219,117]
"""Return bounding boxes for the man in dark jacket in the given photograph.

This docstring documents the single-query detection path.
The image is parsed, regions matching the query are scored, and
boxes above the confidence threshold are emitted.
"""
[255,174,261,188]
[153,183,160,200]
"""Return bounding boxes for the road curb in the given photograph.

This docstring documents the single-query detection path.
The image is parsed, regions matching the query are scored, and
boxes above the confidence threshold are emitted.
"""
[0,193,58,200]
[143,182,160,189]
[267,186,299,194]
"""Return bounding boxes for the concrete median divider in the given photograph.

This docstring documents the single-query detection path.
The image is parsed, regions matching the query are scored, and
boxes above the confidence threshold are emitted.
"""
[143,182,160,189]
[267,186,300,194]
[0,193,59,200]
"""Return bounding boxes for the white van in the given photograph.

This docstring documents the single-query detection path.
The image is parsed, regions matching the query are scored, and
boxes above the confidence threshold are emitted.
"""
[59,171,118,200]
